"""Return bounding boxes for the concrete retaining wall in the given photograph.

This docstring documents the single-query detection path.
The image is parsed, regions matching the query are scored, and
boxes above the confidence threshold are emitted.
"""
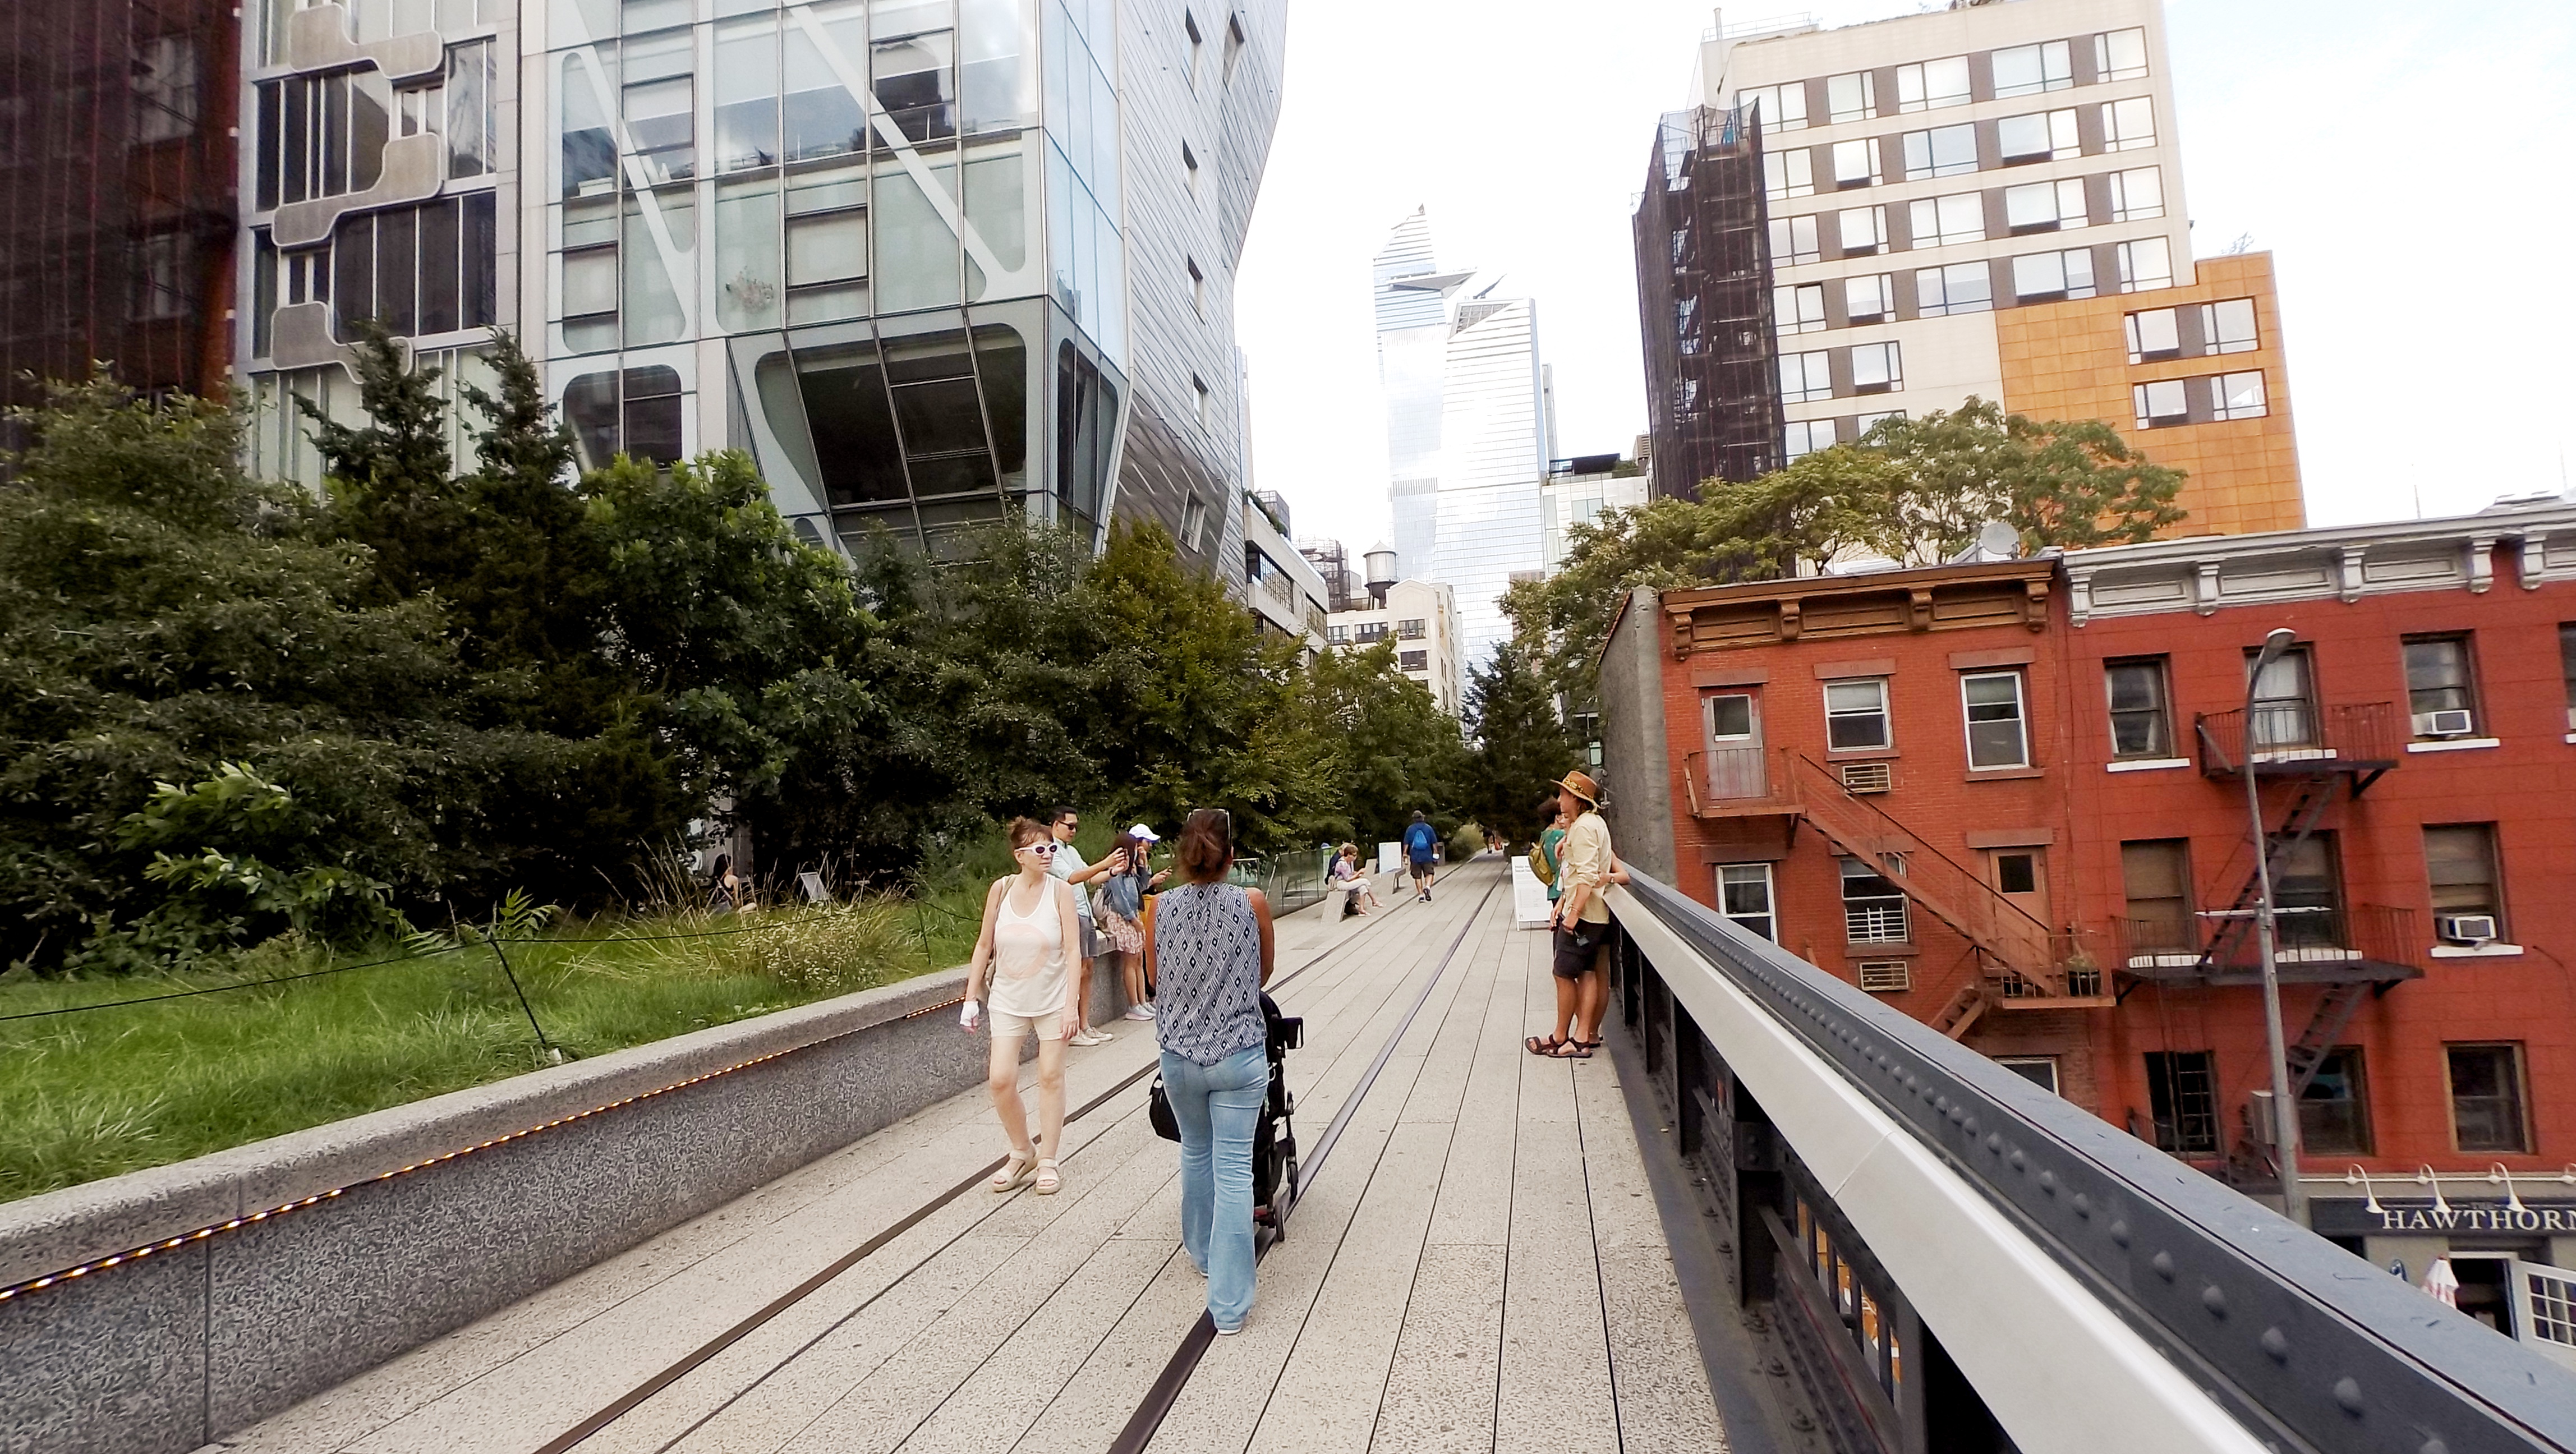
[0,958,1119,1454]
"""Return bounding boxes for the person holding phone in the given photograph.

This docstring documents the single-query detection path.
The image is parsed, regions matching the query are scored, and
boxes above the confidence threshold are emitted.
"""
[960,817,1084,1195]
[1096,824,1170,1020]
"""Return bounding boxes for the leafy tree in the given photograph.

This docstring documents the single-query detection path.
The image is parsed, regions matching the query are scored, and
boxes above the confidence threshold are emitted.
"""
[1505,398,2185,710]
[1285,638,1469,847]
[0,377,555,969]
[1462,645,1574,850]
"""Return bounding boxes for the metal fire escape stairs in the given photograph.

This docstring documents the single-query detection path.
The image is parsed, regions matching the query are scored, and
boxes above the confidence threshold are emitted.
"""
[1785,755,2103,1040]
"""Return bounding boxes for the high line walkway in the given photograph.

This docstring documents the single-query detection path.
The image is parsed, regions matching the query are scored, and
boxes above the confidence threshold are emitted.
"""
[210,858,1742,1454]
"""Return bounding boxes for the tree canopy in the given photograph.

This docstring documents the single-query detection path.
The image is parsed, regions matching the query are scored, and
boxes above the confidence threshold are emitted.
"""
[0,341,1486,972]
[1461,645,1575,849]
[1503,398,2186,710]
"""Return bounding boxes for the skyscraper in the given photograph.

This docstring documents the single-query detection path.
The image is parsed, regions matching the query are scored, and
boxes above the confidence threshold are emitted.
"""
[1372,209,1548,672]
[231,0,1285,575]
[1641,0,2304,531]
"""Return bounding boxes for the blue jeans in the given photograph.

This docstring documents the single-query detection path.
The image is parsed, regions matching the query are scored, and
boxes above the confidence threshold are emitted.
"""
[1161,1044,1267,1329]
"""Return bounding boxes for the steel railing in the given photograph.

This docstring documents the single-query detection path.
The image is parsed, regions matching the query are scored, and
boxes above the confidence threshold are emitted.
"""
[1606,869,2576,1454]
[2195,702,2403,774]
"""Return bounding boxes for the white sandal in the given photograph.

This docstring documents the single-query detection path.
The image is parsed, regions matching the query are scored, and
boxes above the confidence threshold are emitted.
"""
[1033,1158,1062,1195]
[991,1149,1037,1193]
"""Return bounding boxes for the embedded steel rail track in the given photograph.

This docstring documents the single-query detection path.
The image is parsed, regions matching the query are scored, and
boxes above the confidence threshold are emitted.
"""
[536,868,1480,1454]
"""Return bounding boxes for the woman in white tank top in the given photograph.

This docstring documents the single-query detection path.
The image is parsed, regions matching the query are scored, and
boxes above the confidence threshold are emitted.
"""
[961,818,1085,1194]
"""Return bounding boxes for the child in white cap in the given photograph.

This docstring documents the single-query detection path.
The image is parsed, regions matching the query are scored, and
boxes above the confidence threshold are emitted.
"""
[1096,824,1171,1020]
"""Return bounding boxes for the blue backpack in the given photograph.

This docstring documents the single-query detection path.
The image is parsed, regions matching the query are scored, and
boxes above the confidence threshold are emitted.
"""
[1404,822,1438,862]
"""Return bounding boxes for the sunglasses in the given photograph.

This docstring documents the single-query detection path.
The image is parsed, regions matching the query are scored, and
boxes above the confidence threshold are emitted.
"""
[1018,841,1059,857]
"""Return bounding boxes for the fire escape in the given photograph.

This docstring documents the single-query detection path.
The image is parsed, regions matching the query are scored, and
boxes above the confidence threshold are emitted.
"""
[1683,747,2111,1037]
[2153,701,2419,1172]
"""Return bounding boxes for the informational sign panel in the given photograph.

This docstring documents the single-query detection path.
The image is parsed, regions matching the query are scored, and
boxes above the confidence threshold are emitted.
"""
[1510,856,1552,928]
[1378,841,1401,876]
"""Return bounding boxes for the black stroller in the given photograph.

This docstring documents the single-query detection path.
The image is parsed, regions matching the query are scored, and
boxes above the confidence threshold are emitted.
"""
[1148,991,1304,1238]
[1252,992,1304,1237]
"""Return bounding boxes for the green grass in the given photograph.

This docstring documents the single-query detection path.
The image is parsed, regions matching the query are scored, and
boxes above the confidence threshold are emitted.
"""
[0,899,935,1206]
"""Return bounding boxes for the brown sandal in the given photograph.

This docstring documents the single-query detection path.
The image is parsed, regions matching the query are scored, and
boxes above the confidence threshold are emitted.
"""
[1543,1039,1594,1059]
[1525,1034,1569,1056]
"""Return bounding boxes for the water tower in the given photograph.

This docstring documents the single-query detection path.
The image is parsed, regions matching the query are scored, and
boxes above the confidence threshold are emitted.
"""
[1363,548,1399,607]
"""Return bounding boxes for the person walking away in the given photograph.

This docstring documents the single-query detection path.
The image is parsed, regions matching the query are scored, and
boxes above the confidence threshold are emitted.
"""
[1530,772,1613,1060]
[1047,807,1116,1045]
[961,818,1084,1195]
[706,853,741,915]
[1402,812,1440,901]
[1146,808,1276,1335]
[1097,824,1170,1022]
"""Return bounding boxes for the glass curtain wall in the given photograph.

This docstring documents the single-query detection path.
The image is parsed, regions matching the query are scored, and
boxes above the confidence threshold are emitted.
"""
[548,0,1121,552]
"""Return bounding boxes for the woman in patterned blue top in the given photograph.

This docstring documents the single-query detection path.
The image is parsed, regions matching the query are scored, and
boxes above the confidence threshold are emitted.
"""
[1144,808,1275,1335]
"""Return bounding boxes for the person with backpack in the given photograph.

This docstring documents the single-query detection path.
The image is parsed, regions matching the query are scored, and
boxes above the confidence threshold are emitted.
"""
[1146,808,1276,1335]
[1533,794,1571,913]
[1402,812,1440,901]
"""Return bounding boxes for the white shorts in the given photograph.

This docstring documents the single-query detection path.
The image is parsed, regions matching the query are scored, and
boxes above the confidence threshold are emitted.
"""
[991,1008,1069,1041]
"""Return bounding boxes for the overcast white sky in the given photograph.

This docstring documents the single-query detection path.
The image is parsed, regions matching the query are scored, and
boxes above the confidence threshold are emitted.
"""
[1234,1,2576,555]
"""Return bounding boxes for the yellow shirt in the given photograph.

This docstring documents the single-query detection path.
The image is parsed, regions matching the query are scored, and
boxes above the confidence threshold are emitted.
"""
[1556,811,1613,924]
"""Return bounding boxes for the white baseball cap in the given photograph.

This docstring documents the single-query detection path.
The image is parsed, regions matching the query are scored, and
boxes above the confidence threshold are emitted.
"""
[1126,823,1161,843]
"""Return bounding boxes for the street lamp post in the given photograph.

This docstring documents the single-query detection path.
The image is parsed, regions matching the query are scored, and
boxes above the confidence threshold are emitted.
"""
[2244,626,2306,1225]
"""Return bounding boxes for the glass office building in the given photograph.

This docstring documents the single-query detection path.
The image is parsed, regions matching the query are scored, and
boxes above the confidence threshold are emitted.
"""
[236,0,1281,567]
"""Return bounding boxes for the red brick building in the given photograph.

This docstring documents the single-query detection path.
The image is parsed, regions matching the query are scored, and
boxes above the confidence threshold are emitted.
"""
[1599,501,2576,1324]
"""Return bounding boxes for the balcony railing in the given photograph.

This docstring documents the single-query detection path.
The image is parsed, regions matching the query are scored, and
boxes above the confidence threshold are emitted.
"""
[2112,903,2423,983]
[2194,701,2402,775]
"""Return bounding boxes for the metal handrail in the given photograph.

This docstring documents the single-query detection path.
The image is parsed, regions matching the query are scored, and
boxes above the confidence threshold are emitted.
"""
[2195,702,2403,773]
[1610,869,2576,1453]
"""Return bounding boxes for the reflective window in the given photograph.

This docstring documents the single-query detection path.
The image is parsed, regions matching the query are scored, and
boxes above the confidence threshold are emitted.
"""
[1990,39,2071,98]
[1915,262,1989,318]
[1895,56,1969,112]
[1765,147,1814,201]
[1901,123,1976,180]
[1908,192,1984,247]
[1737,82,1807,132]
[2108,165,2163,221]
[1844,273,1894,325]
[1825,70,1874,123]
[1775,283,1827,335]
[2449,1045,2529,1153]
[1718,864,1777,941]
[2121,840,2192,952]
[328,194,498,339]
[2125,306,2180,362]
[132,34,200,143]
[2200,298,2257,353]
[2299,1048,2372,1155]
[2101,95,2156,151]
[1850,341,1900,394]
[1784,417,1835,459]
[1837,204,1887,257]
[1779,350,1832,404]
[2012,246,2095,302]
[1825,678,1890,749]
[2105,658,2171,758]
[1961,671,2028,769]
[2094,27,2149,81]
[255,67,392,209]
[2004,178,2086,233]
[622,29,696,183]
[2131,378,2187,429]
[563,364,686,470]
[2116,236,2172,291]
[2423,823,2501,927]
[1831,137,1880,188]
[1997,108,2078,164]
[1769,214,1820,265]
[2208,370,2265,421]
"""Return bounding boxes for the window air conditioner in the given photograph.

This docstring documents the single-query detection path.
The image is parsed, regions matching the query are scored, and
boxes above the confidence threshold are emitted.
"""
[2437,914,2499,945]
[1857,961,1911,993]
[1839,761,1894,793]
[2413,708,2476,738]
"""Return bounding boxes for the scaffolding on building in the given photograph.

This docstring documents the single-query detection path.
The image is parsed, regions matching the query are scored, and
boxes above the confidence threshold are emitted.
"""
[1296,537,1369,613]
[1634,103,1784,503]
